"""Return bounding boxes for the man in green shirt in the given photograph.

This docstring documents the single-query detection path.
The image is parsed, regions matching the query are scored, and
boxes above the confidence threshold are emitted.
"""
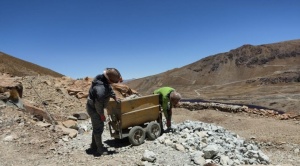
[153,87,182,130]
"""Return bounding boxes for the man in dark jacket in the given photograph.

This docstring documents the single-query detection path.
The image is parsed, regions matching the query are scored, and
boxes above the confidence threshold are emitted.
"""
[86,68,122,156]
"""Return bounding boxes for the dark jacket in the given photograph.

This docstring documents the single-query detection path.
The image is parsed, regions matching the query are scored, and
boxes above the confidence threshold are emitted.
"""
[88,74,116,102]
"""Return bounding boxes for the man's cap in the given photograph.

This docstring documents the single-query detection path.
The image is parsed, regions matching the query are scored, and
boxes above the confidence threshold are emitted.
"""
[103,68,122,83]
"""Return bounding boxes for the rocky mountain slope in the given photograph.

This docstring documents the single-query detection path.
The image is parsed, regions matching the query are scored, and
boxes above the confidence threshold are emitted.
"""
[126,39,300,115]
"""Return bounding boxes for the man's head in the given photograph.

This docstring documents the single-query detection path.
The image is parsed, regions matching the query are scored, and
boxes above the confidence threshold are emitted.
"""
[103,68,122,83]
[170,91,182,106]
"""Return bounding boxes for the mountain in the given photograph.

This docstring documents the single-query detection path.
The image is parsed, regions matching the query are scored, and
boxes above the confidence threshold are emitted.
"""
[0,52,64,77]
[126,39,300,114]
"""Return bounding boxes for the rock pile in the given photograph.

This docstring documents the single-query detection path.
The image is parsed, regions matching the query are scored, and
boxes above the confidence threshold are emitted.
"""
[154,120,270,165]
[54,119,271,165]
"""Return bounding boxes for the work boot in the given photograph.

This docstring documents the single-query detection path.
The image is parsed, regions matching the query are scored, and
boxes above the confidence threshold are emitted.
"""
[85,133,97,155]
[94,134,109,157]
[94,146,109,157]
[166,120,171,128]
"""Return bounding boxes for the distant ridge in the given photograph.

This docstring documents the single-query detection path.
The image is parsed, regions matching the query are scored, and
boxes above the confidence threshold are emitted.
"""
[0,52,64,77]
[126,39,300,96]
[125,39,300,114]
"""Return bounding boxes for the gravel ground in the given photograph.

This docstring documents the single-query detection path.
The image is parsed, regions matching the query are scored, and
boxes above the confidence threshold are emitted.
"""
[1,107,299,166]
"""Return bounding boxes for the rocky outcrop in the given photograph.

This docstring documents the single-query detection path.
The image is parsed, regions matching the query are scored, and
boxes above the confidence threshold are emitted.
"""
[57,77,140,100]
[0,73,23,108]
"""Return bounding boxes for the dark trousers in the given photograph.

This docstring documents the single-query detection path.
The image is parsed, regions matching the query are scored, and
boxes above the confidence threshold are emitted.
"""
[86,98,108,135]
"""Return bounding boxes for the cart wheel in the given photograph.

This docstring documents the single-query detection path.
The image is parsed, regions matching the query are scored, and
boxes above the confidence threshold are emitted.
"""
[146,122,161,140]
[128,126,146,146]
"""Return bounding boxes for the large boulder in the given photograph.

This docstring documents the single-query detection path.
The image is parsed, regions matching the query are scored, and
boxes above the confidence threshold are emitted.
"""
[60,77,140,100]
[0,73,23,108]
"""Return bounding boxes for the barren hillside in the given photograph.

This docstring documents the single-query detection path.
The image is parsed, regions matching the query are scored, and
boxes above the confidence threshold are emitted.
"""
[126,39,300,114]
[0,52,64,77]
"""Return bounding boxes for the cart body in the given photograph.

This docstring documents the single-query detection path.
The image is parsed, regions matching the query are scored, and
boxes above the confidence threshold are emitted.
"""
[106,94,162,145]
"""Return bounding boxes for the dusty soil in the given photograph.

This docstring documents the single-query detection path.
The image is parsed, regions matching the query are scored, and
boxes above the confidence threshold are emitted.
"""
[1,106,299,166]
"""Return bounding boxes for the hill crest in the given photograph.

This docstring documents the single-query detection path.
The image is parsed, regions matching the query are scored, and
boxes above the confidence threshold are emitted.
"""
[0,52,64,77]
[126,39,300,114]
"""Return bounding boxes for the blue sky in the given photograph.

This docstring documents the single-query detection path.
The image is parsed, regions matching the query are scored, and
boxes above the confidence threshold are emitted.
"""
[1,0,300,79]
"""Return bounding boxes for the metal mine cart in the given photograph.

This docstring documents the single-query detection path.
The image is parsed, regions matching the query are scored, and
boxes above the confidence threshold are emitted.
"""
[106,94,163,146]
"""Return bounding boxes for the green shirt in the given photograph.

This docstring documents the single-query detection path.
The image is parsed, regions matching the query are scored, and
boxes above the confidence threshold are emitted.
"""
[153,87,174,112]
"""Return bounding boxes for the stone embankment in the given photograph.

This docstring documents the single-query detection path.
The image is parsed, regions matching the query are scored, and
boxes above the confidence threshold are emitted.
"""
[179,102,299,120]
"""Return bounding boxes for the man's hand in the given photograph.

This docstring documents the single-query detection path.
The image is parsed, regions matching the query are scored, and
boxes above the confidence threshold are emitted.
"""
[113,96,121,103]
[115,99,121,103]
[100,114,106,121]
